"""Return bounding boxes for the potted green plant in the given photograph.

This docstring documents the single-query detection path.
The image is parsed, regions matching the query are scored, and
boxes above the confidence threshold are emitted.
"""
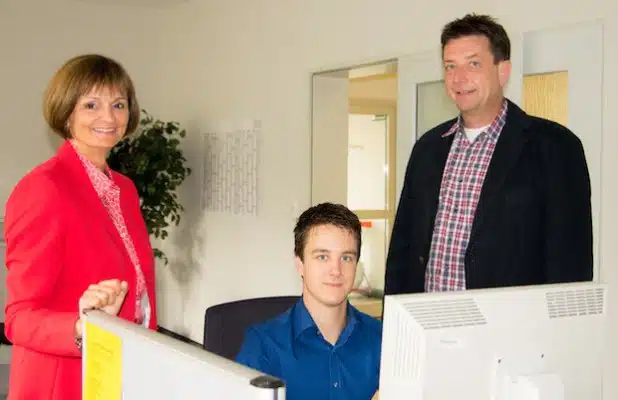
[107,109,192,264]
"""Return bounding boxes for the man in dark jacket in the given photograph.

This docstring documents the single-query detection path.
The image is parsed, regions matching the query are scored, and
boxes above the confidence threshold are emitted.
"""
[384,14,593,295]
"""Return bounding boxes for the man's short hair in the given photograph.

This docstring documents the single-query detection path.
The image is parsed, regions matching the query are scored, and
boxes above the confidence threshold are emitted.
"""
[441,14,511,63]
[293,203,362,261]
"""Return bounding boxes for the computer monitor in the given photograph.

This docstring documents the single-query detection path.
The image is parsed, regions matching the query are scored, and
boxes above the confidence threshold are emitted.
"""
[379,282,608,400]
[82,310,285,399]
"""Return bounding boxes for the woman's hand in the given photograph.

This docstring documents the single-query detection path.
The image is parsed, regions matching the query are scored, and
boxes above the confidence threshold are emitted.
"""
[74,279,128,338]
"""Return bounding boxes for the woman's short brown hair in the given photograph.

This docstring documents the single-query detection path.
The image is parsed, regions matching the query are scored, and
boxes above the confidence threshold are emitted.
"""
[43,54,140,139]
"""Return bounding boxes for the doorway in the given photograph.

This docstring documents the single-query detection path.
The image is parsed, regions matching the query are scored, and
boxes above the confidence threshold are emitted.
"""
[311,60,397,300]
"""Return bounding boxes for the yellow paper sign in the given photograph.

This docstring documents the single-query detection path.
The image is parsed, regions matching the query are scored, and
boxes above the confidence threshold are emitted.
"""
[83,320,123,400]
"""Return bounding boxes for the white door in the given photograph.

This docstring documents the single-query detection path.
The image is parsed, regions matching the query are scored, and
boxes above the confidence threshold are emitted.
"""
[396,23,602,281]
[311,71,398,293]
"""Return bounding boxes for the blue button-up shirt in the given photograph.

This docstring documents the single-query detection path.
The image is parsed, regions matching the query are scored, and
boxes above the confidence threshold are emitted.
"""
[235,299,382,400]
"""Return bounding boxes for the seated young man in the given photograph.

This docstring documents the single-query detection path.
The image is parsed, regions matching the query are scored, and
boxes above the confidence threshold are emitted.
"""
[235,202,382,400]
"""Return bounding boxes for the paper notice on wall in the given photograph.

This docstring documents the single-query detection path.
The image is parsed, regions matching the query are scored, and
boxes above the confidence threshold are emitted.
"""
[201,121,260,216]
[83,320,123,400]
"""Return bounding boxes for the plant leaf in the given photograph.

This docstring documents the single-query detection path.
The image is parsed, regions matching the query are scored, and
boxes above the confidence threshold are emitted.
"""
[106,109,191,264]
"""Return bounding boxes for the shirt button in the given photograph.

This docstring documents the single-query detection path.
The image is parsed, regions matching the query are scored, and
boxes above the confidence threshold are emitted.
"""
[333,382,339,388]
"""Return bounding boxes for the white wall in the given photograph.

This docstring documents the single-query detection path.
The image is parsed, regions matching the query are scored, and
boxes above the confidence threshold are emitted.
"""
[0,0,174,209]
[310,75,349,206]
[156,0,618,397]
[0,0,179,340]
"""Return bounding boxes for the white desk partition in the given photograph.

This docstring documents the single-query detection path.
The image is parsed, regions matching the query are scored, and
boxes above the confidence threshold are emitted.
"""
[82,310,285,400]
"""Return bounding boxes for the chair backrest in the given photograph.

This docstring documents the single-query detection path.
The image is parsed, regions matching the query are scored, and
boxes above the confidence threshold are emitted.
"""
[203,296,300,360]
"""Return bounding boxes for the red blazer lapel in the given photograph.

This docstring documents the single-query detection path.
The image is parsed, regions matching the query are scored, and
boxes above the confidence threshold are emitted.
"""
[55,141,129,261]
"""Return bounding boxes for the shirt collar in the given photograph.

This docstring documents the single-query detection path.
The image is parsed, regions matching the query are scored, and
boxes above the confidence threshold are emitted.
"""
[292,298,359,346]
[442,98,508,140]
[69,140,115,198]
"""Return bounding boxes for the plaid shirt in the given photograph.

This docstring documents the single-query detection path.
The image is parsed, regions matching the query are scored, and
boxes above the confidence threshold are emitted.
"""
[425,100,508,291]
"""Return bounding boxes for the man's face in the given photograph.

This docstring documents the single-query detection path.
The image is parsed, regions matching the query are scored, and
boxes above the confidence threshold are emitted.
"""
[295,224,358,308]
[443,35,510,122]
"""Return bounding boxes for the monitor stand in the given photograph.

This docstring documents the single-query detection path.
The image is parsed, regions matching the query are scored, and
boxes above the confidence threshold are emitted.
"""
[502,374,564,400]
[491,353,564,400]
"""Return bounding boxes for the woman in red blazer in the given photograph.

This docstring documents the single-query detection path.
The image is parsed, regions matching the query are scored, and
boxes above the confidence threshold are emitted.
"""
[3,54,158,400]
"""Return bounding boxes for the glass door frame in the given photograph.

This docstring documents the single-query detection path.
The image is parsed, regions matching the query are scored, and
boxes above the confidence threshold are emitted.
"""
[348,100,397,287]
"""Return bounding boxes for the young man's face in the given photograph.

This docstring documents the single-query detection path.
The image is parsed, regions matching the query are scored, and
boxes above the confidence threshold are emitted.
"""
[295,224,358,308]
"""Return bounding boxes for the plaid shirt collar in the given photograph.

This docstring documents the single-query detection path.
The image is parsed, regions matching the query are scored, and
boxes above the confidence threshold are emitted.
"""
[442,99,508,141]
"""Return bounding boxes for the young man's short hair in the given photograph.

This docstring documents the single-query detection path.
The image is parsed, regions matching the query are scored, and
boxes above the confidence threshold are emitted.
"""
[293,203,362,261]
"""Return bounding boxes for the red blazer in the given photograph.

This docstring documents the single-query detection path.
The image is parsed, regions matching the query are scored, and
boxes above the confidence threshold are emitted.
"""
[3,140,158,400]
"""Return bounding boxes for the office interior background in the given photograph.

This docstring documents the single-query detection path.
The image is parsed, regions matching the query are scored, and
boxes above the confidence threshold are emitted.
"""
[0,0,617,398]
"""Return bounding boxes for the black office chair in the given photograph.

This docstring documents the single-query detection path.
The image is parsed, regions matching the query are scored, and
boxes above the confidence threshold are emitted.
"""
[203,296,300,360]
[0,324,10,346]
